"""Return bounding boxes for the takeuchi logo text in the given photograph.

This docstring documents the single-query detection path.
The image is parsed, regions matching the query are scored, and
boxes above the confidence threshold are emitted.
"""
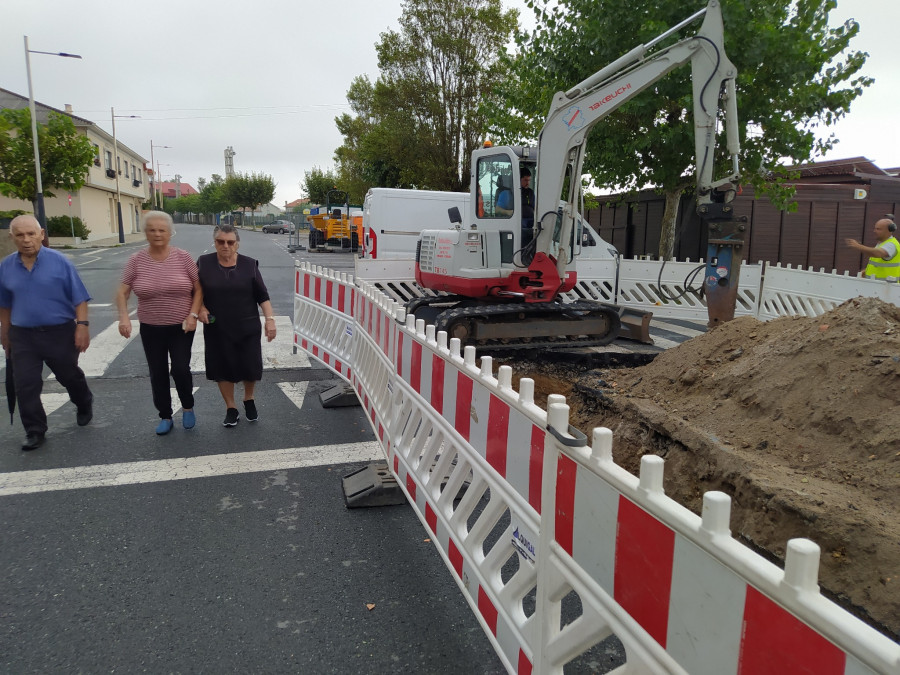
[589,83,632,111]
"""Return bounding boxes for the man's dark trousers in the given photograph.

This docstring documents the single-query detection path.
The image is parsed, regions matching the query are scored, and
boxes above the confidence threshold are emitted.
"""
[10,322,93,435]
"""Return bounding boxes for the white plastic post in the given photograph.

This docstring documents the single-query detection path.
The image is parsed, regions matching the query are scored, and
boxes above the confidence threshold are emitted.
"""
[464,345,476,368]
[783,539,821,594]
[450,338,462,359]
[437,331,448,352]
[638,455,665,494]
[701,491,732,537]
[591,427,613,462]
[518,378,535,406]
[547,402,570,440]
[497,365,512,390]
[547,393,566,409]
[415,318,425,336]
[425,324,436,344]
[480,356,492,378]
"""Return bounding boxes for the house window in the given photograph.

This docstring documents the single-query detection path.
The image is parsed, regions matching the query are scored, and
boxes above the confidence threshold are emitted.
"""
[117,156,121,174]
[132,163,137,181]
[124,162,129,178]
[137,167,142,182]
[104,150,113,170]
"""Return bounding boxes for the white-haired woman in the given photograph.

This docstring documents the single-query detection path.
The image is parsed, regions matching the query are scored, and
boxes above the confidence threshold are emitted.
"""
[115,211,202,434]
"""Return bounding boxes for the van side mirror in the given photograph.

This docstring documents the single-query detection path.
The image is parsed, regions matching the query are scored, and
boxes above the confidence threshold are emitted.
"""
[448,206,462,224]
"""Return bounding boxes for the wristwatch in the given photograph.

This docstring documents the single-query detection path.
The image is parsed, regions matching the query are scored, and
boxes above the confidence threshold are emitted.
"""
[76,320,89,326]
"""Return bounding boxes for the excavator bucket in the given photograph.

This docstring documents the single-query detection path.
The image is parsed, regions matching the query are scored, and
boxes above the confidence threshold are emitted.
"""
[617,307,654,344]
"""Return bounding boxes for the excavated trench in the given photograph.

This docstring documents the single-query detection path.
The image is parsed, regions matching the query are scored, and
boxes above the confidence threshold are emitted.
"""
[493,297,900,642]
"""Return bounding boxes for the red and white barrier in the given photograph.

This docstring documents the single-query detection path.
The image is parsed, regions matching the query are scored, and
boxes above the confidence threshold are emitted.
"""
[293,261,900,674]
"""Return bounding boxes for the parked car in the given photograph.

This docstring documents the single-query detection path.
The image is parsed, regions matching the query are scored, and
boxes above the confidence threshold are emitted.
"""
[262,220,295,234]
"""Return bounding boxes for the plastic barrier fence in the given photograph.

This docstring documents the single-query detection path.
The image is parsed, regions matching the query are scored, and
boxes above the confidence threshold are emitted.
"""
[757,263,900,320]
[572,258,763,321]
[294,262,900,674]
[357,256,900,325]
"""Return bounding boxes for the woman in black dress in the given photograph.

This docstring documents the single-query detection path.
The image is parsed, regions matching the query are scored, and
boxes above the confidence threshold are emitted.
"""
[197,224,276,426]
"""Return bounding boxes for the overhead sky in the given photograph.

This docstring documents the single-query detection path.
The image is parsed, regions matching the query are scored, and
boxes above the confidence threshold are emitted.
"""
[2,0,897,207]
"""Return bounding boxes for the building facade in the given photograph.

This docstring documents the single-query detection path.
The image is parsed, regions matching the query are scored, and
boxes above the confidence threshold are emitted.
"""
[0,88,149,242]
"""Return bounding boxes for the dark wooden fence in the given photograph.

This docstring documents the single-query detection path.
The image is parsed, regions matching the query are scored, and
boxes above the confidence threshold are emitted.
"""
[587,179,900,275]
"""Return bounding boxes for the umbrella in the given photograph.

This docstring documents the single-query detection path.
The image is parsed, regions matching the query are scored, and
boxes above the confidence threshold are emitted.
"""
[5,354,14,425]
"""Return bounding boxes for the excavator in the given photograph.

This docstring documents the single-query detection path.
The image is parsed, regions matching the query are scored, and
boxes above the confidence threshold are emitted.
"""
[408,0,742,349]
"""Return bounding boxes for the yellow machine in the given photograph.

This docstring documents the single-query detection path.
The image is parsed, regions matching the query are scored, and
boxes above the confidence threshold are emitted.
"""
[307,190,362,251]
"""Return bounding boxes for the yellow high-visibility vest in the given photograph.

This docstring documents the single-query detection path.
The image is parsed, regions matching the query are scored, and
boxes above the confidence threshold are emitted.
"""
[865,236,900,281]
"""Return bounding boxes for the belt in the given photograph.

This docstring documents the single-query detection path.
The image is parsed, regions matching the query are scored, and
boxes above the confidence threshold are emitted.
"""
[13,322,73,331]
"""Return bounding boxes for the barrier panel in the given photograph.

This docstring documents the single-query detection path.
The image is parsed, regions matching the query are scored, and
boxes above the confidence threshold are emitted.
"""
[758,263,900,320]
[357,256,900,326]
[294,261,900,674]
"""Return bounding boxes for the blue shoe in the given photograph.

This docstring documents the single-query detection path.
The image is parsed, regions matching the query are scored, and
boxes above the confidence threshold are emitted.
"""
[156,418,174,435]
[183,410,196,430]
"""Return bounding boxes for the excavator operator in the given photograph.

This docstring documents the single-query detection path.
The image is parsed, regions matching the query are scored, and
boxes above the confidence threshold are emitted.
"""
[496,167,536,247]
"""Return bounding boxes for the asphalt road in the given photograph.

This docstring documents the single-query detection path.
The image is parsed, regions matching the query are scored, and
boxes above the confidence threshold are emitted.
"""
[0,224,503,674]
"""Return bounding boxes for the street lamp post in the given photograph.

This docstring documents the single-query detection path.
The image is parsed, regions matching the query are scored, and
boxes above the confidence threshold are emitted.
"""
[156,162,171,209]
[150,141,171,210]
[111,107,139,244]
[23,36,82,232]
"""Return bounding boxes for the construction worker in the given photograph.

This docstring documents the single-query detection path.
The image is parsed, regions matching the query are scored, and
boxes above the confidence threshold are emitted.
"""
[846,216,900,281]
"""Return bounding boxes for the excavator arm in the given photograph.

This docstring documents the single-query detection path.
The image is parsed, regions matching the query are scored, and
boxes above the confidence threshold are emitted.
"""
[532,0,740,286]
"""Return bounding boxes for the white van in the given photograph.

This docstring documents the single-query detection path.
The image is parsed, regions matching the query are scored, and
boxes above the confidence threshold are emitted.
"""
[360,188,469,260]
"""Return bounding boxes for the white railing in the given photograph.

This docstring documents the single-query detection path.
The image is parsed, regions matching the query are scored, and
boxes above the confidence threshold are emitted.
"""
[359,256,900,325]
[294,261,900,675]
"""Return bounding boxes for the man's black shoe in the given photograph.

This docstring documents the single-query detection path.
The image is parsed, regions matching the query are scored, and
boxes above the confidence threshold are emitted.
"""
[22,433,46,451]
[76,402,93,427]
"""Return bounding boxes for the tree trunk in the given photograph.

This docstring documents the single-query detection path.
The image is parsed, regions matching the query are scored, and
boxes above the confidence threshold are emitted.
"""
[657,187,684,260]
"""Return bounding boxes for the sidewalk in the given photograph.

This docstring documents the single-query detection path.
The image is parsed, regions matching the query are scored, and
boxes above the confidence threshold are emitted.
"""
[49,232,146,249]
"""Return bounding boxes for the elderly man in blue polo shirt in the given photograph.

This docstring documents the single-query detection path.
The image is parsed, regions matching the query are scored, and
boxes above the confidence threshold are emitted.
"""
[0,215,94,450]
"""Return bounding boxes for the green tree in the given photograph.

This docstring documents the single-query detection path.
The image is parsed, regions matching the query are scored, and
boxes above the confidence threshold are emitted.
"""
[197,174,233,214]
[0,108,95,215]
[301,166,339,205]
[488,0,872,258]
[334,0,517,196]
[169,193,202,215]
[223,172,276,226]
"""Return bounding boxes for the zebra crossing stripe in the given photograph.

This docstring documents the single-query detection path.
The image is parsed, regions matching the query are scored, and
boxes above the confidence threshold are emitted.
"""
[32,315,308,380]
[76,320,136,377]
[0,441,384,497]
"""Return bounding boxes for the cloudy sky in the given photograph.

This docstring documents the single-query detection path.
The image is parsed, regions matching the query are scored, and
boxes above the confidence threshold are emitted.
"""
[2,0,897,207]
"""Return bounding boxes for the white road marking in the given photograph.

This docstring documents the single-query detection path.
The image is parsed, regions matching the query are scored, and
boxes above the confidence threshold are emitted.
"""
[277,382,308,410]
[40,393,71,416]
[0,442,385,496]
[24,315,306,380]
[77,320,136,377]
[169,387,200,414]
[74,255,103,267]
[191,316,309,374]
[189,328,205,373]
[89,303,112,308]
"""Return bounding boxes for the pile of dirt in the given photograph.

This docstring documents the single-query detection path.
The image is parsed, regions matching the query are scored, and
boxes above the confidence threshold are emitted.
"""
[508,297,900,638]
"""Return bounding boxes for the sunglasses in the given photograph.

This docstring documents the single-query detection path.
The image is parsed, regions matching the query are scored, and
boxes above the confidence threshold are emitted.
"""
[215,239,237,246]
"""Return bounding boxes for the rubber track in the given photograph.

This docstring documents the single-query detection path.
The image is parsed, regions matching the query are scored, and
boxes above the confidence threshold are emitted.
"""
[424,299,621,352]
